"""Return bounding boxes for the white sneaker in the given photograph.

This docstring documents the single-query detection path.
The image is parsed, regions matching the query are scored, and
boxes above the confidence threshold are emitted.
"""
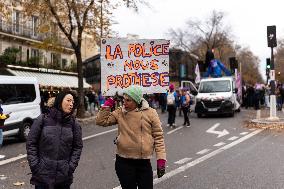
[166,124,170,127]
[172,123,176,128]
[0,155,5,159]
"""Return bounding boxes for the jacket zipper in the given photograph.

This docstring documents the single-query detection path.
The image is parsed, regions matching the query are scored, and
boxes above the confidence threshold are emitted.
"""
[54,123,63,184]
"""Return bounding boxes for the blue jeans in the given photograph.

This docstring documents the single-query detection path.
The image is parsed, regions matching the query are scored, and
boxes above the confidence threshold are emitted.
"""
[0,129,3,147]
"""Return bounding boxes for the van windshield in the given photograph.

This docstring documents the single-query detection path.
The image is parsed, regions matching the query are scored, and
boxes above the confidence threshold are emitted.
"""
[199,80,231,93]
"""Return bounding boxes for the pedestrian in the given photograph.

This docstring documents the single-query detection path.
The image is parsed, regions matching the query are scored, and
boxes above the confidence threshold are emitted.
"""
[0,100,10,147]
[26,91,83,189]
[166,84,178,127]
[181,88,191,127]
[95,85,167,189]
[204,49,231,78]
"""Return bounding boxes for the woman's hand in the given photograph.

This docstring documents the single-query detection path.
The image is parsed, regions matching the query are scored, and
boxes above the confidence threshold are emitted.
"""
[157,159,166,178]
[103,97,115,108]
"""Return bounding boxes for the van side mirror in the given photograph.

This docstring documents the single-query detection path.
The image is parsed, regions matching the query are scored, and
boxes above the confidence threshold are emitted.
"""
[234,88,238,93]
[191,90,198,96]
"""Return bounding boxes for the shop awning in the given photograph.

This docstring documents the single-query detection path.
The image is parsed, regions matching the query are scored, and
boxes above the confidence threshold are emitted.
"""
[7,69,91,88]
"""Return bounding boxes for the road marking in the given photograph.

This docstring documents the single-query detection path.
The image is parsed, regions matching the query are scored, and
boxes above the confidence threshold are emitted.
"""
[82,128,118,140]
[213,142,226,147]
[196,149,210,155]
[174,158,192,165]
[0,154,26,166]
[228,136,239,141]
[153,129,264,185]
[206,123,229,138]
[240,132,248,135]
[167,126,183,135]
[0,128,118,167]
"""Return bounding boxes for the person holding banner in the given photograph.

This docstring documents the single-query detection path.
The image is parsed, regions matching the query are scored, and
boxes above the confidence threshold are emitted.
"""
[95,85,166,189]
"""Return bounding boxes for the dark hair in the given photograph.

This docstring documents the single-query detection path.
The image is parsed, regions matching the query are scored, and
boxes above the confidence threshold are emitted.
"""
[53,91,77,113]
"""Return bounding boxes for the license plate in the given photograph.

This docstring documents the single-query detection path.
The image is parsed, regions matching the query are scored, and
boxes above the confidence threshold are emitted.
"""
[208,108,218,112]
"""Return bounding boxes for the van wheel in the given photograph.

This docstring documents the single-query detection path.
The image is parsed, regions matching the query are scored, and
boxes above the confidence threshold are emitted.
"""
[19,122,31,141]
[229,112,235,117]
[197,113,202,118]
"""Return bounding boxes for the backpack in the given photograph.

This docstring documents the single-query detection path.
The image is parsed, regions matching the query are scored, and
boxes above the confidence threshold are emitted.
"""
[167,92,176,105]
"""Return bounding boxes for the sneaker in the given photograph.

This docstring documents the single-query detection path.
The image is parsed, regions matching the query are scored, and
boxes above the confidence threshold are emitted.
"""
[0,155,5,159]
[172,123,176,128]
[166,124,170,127]
[186,122,191,127]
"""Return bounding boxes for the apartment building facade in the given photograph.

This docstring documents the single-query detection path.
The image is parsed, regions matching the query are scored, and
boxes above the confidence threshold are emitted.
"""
[0,1,98,70]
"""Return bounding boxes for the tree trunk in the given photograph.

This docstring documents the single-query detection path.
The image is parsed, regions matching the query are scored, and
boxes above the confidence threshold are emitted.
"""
[75,48,85,118]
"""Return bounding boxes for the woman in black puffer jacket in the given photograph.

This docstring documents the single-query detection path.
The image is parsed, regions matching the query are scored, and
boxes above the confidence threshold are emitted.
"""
[26,91,83,189]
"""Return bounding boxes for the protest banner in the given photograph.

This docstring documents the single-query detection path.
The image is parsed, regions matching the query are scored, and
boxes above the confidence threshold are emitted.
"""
[101,38,170,96]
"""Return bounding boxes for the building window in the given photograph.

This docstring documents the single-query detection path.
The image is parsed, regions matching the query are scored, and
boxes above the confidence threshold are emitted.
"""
[62,58,67,69]
[0,15,2,30]
[27,49,29,61]
[13,10,21,33]
[32,16,38,37]
[18,46,22,62]
[31,49,39,58]
[51,53,60,68]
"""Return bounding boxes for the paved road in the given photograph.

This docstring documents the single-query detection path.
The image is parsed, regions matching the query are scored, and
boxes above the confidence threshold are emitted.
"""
[1,108,284,189]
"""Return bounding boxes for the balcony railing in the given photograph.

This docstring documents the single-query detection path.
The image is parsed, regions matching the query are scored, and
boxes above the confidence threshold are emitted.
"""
[0,19,73,49]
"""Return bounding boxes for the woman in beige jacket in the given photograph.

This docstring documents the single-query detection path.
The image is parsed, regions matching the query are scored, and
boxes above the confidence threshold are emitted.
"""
[95,85,166,189]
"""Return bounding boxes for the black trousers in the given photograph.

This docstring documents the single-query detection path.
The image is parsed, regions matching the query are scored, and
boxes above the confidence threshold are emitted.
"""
[182,106,190,125]
[35,184,70,189]
[167,105,176,125]
[115,155,153,189]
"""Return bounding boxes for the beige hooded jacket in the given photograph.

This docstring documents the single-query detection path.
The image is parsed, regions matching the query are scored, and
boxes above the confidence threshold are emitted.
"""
[95,99,166,160]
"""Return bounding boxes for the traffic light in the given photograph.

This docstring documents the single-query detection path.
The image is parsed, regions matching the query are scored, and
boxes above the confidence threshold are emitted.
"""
[229,57,238,74]
[266,58,271,69]
[267,26,277,47]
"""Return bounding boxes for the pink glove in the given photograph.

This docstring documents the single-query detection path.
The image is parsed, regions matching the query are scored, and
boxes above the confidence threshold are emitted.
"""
[157,159,166,178]
[103,97,115,108]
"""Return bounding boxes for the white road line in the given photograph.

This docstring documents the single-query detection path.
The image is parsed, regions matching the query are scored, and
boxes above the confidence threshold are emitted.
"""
[167,126,183,135]
[240,132,249,135]
[228,136,239,141]
[196,149,211,155]
[82,128,118,140]
[153,129,264,185]
[0,154,26,166]
[213,142,226,147]
[0,128,118,167]
[174,158,192,165]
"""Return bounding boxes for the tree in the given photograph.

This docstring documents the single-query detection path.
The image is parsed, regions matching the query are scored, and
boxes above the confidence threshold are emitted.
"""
[168,10,233,62]
[0,47,20,66]
[22,0,145,117]
[236,47,263,84]
[274,39,284,82]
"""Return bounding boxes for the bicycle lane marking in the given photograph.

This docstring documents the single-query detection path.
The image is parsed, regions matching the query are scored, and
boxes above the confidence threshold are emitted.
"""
[153,129,264,185]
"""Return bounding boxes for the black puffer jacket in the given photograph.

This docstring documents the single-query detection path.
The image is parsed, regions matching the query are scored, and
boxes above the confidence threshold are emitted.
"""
[26,108,83,187]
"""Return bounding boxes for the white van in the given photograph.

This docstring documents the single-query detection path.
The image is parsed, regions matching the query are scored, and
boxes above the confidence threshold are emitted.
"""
[0,76,41,141]
[195,76,240,118]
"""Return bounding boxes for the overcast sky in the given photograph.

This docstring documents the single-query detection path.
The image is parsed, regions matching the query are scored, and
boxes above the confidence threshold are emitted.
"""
[112,0,284,78]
